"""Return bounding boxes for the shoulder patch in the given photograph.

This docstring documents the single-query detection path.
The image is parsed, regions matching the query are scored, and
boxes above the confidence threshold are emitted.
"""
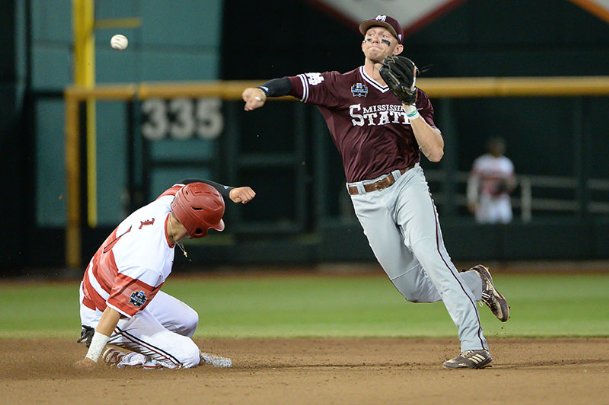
[129,291,147,307]
[304,73,324,86]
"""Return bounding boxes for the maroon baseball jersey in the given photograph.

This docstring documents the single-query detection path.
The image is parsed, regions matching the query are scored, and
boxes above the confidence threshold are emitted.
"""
[288,67,437,182]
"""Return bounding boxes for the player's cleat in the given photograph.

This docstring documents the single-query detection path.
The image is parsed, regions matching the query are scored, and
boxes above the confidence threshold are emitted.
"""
[200,352,232,368]
[116,352,158,369]
[102,347,126,366]
[470,264,510,322]
[443,350,492,369]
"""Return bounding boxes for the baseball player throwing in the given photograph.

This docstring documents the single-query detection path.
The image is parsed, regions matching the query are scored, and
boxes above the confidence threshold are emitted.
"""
[74,179,255,369]
[242,15,509,369]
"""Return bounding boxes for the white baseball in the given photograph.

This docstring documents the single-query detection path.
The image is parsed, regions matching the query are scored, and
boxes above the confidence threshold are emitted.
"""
[110,34,128,50]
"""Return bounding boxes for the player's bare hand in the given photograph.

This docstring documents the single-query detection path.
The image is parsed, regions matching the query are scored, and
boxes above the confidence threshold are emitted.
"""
[73,357,97,370]
[242,88,266,111]
[229,187,256,204]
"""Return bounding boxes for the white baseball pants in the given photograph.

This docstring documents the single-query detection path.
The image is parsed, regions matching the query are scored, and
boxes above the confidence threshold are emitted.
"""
[80,288,202,368]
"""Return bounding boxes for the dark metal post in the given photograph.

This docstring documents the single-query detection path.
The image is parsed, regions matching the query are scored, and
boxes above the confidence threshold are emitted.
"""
[573,97,589,219]
[313,112,328,223]
[437,98,458,217]
[293,103,307,230]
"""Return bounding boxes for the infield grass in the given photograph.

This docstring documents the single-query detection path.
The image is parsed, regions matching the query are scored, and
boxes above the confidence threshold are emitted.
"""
[1,273,608,338]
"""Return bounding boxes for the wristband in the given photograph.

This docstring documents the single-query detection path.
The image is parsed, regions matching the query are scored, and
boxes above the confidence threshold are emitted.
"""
[255,87,268,101]
[85,331,110,362]
[257,86,269,96]
[403,104,420,120]
[257,77,291,97]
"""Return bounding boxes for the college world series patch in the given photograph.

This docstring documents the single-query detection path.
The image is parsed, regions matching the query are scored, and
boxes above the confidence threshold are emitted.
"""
[129,291,147,307]
[351,83,368,97]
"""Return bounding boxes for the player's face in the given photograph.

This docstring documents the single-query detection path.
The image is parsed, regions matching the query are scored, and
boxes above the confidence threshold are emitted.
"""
[489,141,505,157]
[361,27,403,63]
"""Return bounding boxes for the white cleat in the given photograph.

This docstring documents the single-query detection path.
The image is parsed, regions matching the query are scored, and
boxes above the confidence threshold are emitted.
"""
[200,352,232,368]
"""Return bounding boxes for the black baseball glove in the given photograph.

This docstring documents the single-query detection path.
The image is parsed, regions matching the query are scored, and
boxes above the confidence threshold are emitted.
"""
[379,56,419,105]
[492,180,510,196]
[77,325,94,347]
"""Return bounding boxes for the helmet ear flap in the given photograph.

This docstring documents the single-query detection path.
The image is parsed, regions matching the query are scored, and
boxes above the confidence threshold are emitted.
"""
[191,226,207,238]
[171,183,225,239]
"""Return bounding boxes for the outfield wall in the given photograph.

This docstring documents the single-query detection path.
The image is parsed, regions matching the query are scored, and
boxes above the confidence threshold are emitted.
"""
[3,1,609,272]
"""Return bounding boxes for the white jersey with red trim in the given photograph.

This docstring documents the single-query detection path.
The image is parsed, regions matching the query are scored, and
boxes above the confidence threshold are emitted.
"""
[471,154,514,197]
[81,185,182,318]
[467,155,515,224]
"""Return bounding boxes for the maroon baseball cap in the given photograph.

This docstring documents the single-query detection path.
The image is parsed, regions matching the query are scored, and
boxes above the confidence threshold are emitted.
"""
[359,15,403,44]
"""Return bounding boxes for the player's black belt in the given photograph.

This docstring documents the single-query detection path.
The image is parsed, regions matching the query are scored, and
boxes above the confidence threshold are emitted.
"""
[347,167,410,195]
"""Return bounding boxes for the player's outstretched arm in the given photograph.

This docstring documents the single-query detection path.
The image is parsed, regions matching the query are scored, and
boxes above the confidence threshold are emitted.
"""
[229,187,256,204]
[180,179,255,203]
[243,77,292,111]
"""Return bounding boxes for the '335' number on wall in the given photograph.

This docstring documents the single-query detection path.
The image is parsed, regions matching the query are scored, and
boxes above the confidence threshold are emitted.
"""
[141,98,223,141]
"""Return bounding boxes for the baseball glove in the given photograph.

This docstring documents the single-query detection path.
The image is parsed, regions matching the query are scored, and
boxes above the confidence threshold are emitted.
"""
[492,179,510,196]
[379,56,419,105]
[77,325,94,347]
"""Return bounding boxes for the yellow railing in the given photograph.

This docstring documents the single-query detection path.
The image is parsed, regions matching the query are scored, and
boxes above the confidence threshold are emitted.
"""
[64,76,609,268]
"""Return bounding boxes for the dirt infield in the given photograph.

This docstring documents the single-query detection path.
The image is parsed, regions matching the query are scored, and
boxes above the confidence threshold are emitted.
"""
[1,337,608,404]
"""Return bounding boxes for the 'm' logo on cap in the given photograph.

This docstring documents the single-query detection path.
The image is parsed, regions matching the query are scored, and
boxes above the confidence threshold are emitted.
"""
[375,15,387,22]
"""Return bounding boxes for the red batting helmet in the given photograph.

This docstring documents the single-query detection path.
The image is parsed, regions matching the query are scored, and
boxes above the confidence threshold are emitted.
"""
[171,182,225,238]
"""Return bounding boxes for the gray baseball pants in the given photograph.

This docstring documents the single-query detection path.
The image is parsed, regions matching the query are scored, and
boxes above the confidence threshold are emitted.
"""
[349,164,488,352]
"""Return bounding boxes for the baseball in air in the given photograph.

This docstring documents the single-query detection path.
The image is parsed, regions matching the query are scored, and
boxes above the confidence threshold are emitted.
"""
[110,34,128,50]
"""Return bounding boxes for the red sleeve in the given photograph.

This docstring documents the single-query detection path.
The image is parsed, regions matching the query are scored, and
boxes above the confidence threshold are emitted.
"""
[106,273,163,317]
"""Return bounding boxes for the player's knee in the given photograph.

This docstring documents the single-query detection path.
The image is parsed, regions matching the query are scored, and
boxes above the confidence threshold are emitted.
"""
[176,337,202,369]
[402,290,422,302]
[392,281,421,302]
[171,306,199,338]
[182,307,199,337]
[148,336,201,369]
[182,346,202,369]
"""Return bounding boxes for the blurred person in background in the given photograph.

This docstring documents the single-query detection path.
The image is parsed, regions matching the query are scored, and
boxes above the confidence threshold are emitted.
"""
[74,179,255,370]
[467,137,516,224]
